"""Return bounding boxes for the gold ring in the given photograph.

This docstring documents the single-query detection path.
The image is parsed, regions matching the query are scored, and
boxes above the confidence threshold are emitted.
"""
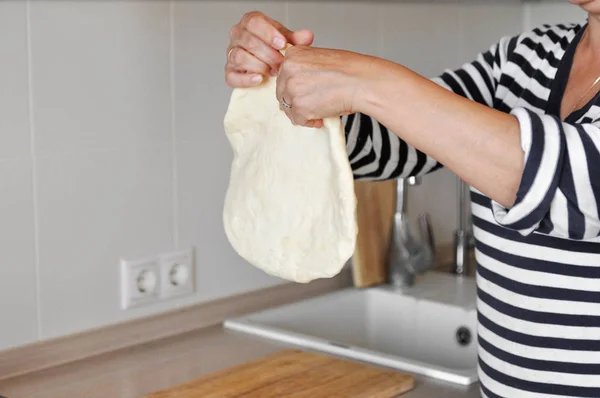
[227,47,235,61]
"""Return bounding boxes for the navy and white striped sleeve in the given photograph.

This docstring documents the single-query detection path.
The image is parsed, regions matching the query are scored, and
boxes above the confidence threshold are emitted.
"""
[345,36,516,181]
[491,108,600,240]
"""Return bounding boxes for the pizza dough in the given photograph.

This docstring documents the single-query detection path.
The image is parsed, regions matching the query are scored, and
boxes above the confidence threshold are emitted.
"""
[222,61,357,283]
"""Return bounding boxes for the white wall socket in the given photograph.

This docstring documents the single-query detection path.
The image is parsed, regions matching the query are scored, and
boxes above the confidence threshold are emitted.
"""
[159,248,194,299]
[120,255,161,310]
[120,247,195,310]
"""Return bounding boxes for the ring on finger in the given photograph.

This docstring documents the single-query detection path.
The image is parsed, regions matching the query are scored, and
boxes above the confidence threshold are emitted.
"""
[281,98,292,109]
[227,47,235,61]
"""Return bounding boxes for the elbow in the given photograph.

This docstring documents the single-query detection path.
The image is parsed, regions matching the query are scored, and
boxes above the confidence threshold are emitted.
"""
[488,186,556,238]
[493,179,520,210]
[491,195,600,241]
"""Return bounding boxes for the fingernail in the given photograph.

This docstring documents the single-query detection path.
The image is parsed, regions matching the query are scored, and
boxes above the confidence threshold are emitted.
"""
[273,36,285,49]
[251,75,263,84]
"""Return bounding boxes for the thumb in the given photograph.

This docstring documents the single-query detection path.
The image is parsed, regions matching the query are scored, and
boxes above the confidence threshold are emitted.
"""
[290,29,314,46]
[268,17,314,47]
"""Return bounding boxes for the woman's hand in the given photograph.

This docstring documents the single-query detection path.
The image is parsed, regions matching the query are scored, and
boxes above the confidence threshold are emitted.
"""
[276,46,383,128]
[225,11,314,88]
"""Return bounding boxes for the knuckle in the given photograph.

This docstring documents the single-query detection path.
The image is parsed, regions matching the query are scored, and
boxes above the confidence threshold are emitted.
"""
[225,73,234,87]
[257,62,270,75]
[245,34,261,53]
[284,58,300,73]
[294,96,308,110]
[245,15,261,32]
[240,13,251,25]
[228,25,238,40]
[232,48,244,64]
[286,46,302,58]
[280,59,291,74]
[241,11,261,26]
[287,76,302,92]
[295,117,307,126]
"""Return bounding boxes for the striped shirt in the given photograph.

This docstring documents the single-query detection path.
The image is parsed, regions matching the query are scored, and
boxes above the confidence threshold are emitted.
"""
[345,22,600,397]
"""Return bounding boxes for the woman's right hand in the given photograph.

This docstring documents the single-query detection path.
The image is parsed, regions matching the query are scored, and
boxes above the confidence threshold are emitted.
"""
[225,11,314,88]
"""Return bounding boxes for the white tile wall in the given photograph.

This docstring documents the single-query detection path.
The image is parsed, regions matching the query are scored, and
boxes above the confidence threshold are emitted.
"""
[0,0,541,349]
[287,2,382,57]
[0,1,38,351]
[29,0,175,339]
[29,1,172,154]
[0,1,30,160]
[383,3,463,77]
[0,160,37,350]
[461,3,524,61]
[36,147,174,338]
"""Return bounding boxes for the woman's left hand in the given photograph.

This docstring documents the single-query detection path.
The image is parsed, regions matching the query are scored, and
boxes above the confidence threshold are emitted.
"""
[276,46,379,128]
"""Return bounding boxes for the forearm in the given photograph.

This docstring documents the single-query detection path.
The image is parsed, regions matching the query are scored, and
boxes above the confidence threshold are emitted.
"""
[358,59,524,208]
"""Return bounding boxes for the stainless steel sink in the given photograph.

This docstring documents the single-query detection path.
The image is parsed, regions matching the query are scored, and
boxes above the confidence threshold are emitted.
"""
[224,272,478,385]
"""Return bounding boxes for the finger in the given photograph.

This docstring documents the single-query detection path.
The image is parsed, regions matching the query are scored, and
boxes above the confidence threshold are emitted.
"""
[275,73,285,103]
[243,13,288,50]
[269,18,314,47]
[277,94,296,124]
[291,111,309,127]
[280,104,295,125]
[304,119,324,129]
[225,67,264,88]
[227,47,270,75]
[290,29,314,46]
[278,96,293,112]
[233,29,283,72]
[267,18,294,45]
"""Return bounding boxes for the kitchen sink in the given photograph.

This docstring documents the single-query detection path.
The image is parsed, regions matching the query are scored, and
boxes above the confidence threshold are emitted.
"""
[224,272,478,385]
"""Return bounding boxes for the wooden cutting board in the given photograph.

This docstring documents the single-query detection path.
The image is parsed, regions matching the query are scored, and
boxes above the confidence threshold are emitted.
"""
[352,180,397,288]
[144,349,414,398]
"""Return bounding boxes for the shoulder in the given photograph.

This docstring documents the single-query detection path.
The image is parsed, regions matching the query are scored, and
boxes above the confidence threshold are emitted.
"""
[523,22,582,41]
[491,22,583,65]
[508,22,583,51]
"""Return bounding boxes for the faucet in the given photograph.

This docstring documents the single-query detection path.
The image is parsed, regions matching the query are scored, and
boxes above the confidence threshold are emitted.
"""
[387,176,435,287]
[453,179,474,276]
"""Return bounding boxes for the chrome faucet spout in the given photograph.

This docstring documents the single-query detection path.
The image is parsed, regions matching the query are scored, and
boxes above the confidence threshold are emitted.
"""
[453,178,473,276]
[387,178,435,287]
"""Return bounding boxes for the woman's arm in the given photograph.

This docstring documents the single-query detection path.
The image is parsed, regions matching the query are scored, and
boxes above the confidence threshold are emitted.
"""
[276,42,523,207]
[278,34,600,240]
[358,58,523,209]
[357,56,600,240]
[338,37,518,184]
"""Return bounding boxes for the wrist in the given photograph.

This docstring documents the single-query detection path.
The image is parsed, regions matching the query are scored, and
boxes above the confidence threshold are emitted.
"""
[354,57,406,116]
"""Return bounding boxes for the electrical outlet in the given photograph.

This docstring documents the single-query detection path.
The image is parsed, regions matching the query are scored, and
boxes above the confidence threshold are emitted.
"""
[159,248,195,299]
[120,247,195,310]
[120,255,161,309]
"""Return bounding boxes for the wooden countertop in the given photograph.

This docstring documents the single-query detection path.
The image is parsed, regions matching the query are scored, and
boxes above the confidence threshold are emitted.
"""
[0,324,481,398]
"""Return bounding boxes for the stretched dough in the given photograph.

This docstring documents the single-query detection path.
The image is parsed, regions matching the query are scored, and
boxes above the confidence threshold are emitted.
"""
[222,68,357,283]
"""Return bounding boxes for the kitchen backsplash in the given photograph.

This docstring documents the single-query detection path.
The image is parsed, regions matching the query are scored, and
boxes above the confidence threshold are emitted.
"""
[0,0,584,351]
